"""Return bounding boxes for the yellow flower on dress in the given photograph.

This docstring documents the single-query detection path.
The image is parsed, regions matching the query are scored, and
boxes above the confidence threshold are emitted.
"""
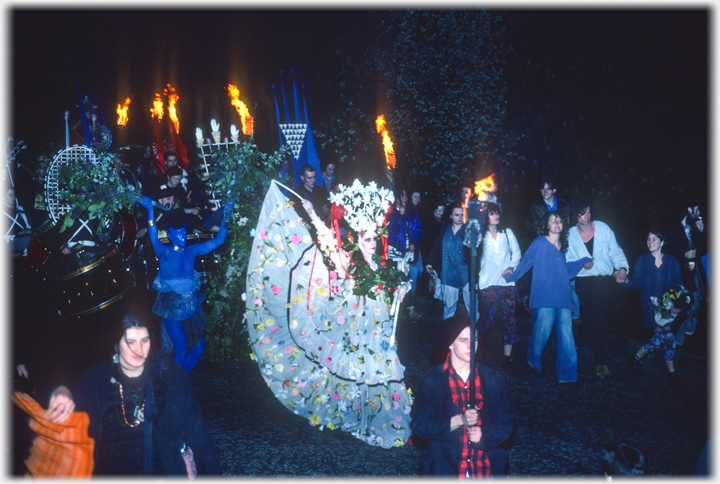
[266,319,274,326]
[249,353,256,361]
[303,235,311,244]
[275,363,284,371]
[374,307,382,316]
[291,388,299,396]
[316,287,327,297]
[327,422,336,430]
[309,414,321,425]
[292,296,303,304]
[394,438,405,447]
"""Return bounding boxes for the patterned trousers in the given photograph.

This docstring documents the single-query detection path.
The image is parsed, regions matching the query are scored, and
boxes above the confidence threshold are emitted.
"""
[478,285,519,345]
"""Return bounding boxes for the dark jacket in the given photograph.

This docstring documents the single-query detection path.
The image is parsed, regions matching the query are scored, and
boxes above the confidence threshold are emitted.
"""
[620,253,682,328]
[411,362,516,476]
[73,352,221,476]
[526,197,570,236]
[427,223,472,277]
[387,207,423,254]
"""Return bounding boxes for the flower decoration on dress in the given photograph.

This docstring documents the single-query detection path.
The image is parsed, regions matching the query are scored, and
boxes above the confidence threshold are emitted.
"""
[329,179,394,236]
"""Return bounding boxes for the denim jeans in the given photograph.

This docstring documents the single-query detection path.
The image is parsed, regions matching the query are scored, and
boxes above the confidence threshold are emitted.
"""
[570,279,580,319]
[438,283,478,322]
[408,252,423,296]
[528,307,577,382]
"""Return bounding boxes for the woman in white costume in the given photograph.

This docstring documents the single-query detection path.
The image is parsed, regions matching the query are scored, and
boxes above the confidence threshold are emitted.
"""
[245,180,412,448]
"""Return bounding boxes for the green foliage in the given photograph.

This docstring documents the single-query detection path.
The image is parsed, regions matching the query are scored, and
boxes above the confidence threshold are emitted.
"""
[202,142,289,366]
[56,150,141,236]
[317,10,516,199]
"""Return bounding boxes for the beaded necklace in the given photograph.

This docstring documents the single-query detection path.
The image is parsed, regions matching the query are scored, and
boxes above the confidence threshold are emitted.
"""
[117,382,146,427]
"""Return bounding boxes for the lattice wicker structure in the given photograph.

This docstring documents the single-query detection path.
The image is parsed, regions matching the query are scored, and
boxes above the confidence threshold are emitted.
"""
[45,145,97,224]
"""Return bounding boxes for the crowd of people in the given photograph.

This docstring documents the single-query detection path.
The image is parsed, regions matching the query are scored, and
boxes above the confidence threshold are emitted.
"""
[9,145,708,478]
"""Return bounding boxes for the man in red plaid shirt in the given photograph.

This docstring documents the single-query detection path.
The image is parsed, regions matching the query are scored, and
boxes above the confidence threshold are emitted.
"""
[411,315,515,478]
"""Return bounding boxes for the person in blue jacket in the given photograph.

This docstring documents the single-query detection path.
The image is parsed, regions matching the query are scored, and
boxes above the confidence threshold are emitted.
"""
[503,211,592,382]
[621,230,683,387]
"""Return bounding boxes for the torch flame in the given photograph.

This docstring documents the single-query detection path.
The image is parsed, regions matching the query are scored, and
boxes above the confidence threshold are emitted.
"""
[474,174,496,201]
[116,97,131,128]
[149,94,164,121]
[164,84,180,132]
[226,84,254,136]
[375,115,396,171]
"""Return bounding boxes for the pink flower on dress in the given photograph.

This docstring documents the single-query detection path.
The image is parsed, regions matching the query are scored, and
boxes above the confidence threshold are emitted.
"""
[255,299,263,307]
[393,401,400,410]
[329,271,338,280]
[371,329,379,337]
[356,402,362,411]
[404,405,412,414]
[326,355,333,365]
[296,217,304,223]
[391,391,400,401]
[271,326,280,333]
[291,235,302,245]
[260,229,267,240]
[298,381,307,388]
[271,285,281,295]
[315,277,323,285]
[337,316,346,325]
[290,366,297,372]
[353,303,360,310]
[284,345,294,354]
[332,393,340,401]
[395,415,403,423]
[262,336,272,344]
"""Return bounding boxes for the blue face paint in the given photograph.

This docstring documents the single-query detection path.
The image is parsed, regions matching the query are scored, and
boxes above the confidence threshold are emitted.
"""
[168,226,187,250]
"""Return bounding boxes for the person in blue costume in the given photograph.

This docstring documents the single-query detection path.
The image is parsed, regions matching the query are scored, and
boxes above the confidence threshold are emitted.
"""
[503,211,592,382]
[140,197,233,372]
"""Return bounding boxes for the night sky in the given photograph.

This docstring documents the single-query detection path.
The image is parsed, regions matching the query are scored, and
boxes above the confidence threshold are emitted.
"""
[11,8,708,166]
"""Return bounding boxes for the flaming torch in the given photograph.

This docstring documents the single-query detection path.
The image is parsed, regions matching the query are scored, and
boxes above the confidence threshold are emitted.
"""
[226,84,254,136]
[375,115,396,171]
[116,97,131,129]
[164,84,180,133]
[474,174,496,201]
[149,94,164,121]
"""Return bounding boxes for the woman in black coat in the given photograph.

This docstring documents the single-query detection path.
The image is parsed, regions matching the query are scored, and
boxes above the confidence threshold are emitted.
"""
[72,314,221,476]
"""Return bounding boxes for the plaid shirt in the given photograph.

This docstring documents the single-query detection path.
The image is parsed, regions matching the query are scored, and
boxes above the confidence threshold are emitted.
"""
[444,354,491,479]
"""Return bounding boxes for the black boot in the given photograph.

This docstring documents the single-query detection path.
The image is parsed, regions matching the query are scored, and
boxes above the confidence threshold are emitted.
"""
[668,371,683,389]
[626,355,643,376]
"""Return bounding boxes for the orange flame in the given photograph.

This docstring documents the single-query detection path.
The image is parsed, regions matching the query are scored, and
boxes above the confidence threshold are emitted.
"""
[226,84,254,136]
[116,97,131,128]
[163,84,179,132]
[375,115,396,171]
[149,94,164,121]
[474,174,496,201]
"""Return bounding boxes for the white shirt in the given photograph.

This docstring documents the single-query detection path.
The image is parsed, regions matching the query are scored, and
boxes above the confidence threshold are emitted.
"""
[566,220,629,277]
[478,227,521,290]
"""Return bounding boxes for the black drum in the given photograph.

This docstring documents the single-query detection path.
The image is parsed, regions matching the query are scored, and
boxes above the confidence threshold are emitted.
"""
[107,211,138,261]
[141,233,219,285]
[45,246,136,318]
[20,236,50,271]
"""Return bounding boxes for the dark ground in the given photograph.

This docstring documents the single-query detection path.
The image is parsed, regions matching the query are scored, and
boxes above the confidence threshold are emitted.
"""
[11,257,709,477]
[190,295,709,477]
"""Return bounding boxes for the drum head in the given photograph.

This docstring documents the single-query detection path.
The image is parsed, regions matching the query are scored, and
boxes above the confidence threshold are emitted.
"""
[46,246,118,281]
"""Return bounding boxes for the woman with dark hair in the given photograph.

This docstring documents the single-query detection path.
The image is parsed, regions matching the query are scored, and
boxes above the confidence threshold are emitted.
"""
[72,313,221,476]
[621,230,683,387]
[503,212,592,382]
[477,202,522,371]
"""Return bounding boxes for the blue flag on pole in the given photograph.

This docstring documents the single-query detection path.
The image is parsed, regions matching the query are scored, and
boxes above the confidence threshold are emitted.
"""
[276,72,322,189]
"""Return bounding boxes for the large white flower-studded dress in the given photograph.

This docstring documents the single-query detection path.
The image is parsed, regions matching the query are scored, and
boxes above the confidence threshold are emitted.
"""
[245,183,412,448]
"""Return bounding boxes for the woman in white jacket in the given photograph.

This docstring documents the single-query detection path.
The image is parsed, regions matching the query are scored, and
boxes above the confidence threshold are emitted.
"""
[478,203,522,371]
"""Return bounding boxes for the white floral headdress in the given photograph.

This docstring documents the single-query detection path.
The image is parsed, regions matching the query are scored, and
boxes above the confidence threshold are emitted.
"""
[328,179,394,235]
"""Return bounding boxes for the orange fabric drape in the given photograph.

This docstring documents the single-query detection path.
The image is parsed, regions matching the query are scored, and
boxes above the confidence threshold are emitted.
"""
[12,392,94,478]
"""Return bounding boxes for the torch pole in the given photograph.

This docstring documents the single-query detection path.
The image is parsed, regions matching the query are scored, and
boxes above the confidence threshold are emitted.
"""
[462,200,486,412]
